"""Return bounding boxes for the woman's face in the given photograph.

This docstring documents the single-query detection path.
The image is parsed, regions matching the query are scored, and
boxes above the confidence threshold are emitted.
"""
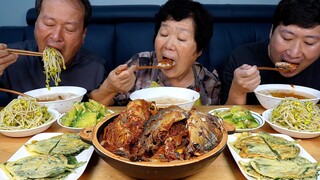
[269,24,320,77]
[154,17,201,79]
[34,0,87,65]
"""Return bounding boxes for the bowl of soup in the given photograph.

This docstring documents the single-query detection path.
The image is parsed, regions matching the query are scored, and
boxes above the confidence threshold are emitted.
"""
[254,84,320,109]
[23,86,87,113]
[130,87,200,110]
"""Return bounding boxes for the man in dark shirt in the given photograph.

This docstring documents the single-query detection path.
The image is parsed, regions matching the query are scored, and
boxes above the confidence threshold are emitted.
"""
[0,0,106,104]
[221,0,320,105]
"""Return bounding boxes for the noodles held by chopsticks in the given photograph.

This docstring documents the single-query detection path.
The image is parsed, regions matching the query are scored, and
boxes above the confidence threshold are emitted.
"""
[0,97,53,130]
[42,47,66,89]
[271,98,320,132]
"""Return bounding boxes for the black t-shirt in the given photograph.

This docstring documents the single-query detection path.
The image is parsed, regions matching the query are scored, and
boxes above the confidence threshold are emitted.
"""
[221,41,320,105]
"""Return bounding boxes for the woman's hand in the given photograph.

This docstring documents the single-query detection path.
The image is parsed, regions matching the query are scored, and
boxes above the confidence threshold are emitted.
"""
[89,64,136,106]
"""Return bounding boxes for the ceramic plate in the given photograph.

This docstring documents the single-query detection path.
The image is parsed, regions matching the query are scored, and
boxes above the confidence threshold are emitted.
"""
[0,132,94,180]
[208,108,265,132]
[227,133,319,180]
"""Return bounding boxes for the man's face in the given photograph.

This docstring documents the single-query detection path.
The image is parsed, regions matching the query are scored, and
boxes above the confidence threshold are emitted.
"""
[269,24,320,77]
[34,0,87,65]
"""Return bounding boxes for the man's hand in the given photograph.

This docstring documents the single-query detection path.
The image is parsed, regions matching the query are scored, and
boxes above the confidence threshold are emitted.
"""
[225,64,261,105]
[0,43,18,76]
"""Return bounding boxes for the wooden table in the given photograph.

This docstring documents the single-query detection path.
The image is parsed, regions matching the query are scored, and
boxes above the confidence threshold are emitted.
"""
[1,105,319,180]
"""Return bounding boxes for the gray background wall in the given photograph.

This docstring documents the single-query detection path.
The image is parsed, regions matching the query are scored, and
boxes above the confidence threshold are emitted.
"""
[0,0,280,26]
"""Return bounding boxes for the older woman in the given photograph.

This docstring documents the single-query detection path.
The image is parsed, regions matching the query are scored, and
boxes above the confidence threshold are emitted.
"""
[91,0,220,106]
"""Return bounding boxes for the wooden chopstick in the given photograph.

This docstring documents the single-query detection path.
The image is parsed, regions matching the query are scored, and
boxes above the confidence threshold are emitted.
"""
[0,87,31,98]
[115,65,172,75]
[257,67,287,72]
[7,48,43,57]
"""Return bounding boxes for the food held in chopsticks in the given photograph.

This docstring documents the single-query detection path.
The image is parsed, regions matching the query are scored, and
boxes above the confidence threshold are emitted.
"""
[271,98,320,132]
[42,47,66,89]
[0,97,53,130]
[157,57,176,68]
[275,62,298,71]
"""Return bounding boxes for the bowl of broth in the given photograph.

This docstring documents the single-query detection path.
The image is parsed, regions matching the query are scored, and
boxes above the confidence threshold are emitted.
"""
[23,86,87,113]
[254,84,320,109]
[130,87,200,110]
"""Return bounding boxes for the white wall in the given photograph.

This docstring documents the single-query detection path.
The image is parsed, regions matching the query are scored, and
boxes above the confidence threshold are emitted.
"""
[0,0,279,26]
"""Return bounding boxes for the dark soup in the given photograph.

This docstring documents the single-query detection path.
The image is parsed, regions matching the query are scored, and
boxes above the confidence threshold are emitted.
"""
[270,92,316,99]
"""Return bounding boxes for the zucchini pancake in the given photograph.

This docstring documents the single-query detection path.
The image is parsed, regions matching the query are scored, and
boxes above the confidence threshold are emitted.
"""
[230,132,320,179]
[1,133,90,179]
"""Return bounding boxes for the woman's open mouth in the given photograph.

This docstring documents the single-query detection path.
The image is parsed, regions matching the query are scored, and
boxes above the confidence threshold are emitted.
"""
[157,57,176,69]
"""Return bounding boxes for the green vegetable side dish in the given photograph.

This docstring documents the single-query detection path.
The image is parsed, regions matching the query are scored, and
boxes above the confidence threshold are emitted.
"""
[212,106,259,129]
[60,99,113,128]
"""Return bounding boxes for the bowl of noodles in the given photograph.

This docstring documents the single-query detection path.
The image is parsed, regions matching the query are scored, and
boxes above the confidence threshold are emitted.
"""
[23,86,87,113]
[0,98,61,137]
[254,84,320,109]
[262,98,320,139]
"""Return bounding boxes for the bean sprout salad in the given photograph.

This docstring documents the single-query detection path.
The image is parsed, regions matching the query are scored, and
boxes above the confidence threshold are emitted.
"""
[42,47,66,89]
[271,98,320,132]
[0,97,53,130]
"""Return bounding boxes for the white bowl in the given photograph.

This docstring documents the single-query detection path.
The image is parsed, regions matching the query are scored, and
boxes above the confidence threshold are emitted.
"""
[130,87,200,110]
[23,86,87,113]
[262,109,320,139]
[254,84,320,109]
[57,117,82,133]
[0,109,61,137]
[208,108,265,132]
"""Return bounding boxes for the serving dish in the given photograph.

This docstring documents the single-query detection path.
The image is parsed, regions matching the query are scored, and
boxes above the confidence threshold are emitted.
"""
[254,84,320,109]
[0,109,61,137]
[57,117,82,132]
[208,108,265,132]
[227,133,319,180]
[0,133,94,180]
[79,112,228,180]
[130,87,200,110]
[262,109,320,139]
